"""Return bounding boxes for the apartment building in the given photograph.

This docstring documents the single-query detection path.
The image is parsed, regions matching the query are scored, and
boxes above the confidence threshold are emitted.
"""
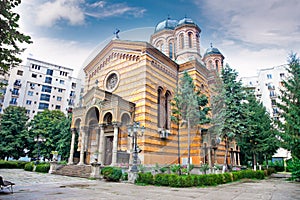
[1,58,82,119]
[241,65,287,120]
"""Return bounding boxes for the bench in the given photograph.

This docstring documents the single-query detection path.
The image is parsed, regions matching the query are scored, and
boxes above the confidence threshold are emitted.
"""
[0,176,15,193]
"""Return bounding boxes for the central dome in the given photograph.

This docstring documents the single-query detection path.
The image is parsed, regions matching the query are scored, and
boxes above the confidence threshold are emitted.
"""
[154,18,178,32]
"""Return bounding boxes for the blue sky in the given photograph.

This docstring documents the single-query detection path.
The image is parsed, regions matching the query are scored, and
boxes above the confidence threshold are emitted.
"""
[17,0,300,78]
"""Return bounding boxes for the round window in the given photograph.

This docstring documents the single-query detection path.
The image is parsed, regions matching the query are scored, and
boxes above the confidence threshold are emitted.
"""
[106,72,119,91]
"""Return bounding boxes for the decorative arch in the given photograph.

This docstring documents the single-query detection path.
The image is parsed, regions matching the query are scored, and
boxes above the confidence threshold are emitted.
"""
[85,106,100,125]
[179,33,184,49]
[121,112,131,126]
[103,112,113,124]
[188,32,193,48]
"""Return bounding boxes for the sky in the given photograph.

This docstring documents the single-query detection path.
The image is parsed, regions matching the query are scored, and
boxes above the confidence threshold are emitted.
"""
[16,0,300,78]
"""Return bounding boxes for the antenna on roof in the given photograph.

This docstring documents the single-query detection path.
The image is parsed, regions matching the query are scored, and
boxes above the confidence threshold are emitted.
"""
[210,42,213,48]
[167,14,170,20]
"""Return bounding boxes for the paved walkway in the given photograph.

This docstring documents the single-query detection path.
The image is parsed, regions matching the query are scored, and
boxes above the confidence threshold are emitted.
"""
[0,169,299,200]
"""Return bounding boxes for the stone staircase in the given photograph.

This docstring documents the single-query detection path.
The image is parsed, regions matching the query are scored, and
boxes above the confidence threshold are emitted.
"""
[52,164,92,178]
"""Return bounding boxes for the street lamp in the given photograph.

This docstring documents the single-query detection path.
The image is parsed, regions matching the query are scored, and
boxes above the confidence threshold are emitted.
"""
[34,135,46,162]
[127,122,145,172]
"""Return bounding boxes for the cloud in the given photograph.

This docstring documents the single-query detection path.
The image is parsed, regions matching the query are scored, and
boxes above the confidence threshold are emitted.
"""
[33,0,146,27]
[36,0,85,27]
[198,0,300,49]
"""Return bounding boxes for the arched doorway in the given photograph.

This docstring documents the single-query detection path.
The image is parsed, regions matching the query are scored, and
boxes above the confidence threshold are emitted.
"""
[103,112,113,165]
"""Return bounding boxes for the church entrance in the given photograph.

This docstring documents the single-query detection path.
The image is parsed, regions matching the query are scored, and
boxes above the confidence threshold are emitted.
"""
[104,136,113,165]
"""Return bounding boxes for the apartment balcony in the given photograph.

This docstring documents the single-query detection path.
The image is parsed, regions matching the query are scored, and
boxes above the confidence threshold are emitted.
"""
[268,85,275,90]
[9,101,17,105]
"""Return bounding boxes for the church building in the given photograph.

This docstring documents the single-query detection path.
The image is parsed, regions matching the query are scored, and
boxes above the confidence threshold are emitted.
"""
[68,17,240,167]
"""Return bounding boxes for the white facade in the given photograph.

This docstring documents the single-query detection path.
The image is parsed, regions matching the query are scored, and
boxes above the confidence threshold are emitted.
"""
[241,65,287,120]
[1,58,83,119]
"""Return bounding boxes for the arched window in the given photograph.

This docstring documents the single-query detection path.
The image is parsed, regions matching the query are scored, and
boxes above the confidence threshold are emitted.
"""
[164,91,171,129]
[180,33,184,49]
[188,32,193,48]
[157,87,163,128]
[169,43,173,59]
[215,60,219,72]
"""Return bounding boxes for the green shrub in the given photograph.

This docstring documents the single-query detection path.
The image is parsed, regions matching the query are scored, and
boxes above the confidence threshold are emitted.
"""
[289,158,300,181]
[136,172,153,184]
[154,174,171,186]
[170,164,181,174]
[168,174,179,187]
[223,173,232,183]
[0,160,27,169]
[24,162,34,171]
[160,167,168,174]
[121,172,128,181]
[58,160,67,165]
[254,170,265,179]
[232,172,240,181]
[101,166,122,182]
[35,163,50,173]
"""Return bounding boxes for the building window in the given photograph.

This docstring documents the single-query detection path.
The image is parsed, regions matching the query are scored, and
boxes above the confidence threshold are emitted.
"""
[57,96,62,101]
[46,69,53,76]
[30,83,35,89]
[59,80,65,85]
[38,103,49,109]
[41,85,52,93]
[26,100,32,105]
[55,105,61,110]
[58,88,63,93]
[70,91,75,97]
[40,94,50,101]
[188,32,192,48]
[164,91,171,129]
[32,73,37,78]
[26,110,30,114]
[180,33,184,49]
[17,70,23,76]
[12,88,19,95]
[28,91,33,96]
[169,43,173,59]
[10,98,17,105]
[71,82,76,89]
[45,77,52,84]
[270,90,275,97]
[157,87,163,128]
[14,79,21,86]
[267,74,272,79]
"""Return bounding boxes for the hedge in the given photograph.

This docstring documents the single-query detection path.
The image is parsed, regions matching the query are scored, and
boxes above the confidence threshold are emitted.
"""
[136,170,265,187]
[35,163,50,173]
[0,160,27,169]
[101,166,122,182]
[24,162,34,171]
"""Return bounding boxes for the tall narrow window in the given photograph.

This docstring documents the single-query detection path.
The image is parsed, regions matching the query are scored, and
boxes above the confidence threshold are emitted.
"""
[180,33,184,49]
[157,88,162,128]
[215,60,219,72]
[164,91,171,129]
[188,32,192,48]
[169,43,173,59]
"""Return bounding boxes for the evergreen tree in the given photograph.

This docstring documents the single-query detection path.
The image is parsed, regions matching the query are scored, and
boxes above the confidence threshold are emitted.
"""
[172,71,210,169]
[0,0,32,73]
[29,110,71,160]
[0,106,29,160]
[239,91,279,169]
[212,64,246,172]
[277,53,300,159]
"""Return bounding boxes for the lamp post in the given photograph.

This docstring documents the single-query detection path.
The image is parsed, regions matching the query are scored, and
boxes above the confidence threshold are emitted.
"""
[34,135,46,162]
[127,122,145,172]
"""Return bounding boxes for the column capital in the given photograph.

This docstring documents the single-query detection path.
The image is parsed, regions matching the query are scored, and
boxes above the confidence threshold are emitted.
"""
[99,123,106,128]
[112,121,122,128]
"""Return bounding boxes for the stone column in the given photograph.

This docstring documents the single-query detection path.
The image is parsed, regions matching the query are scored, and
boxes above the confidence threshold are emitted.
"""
[111,122,120,166]
[97,124,105,164]
[237,147,241,166]
[68,128,77,165]
[233,151,237,166]
[78,126,87,165]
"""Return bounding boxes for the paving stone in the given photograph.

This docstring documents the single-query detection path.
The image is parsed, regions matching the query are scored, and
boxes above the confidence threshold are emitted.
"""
[0,169,299,200]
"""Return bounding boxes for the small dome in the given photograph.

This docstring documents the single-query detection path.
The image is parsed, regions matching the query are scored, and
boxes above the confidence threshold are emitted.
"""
[177,17,195,26]
[204,44,223,57]
[155,18,178,33]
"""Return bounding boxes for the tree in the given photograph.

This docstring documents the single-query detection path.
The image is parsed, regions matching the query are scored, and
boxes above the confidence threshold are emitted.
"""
[0,0,32,73]
[29,110,71,160]
[172,71,210,169]
[239,91,279,169]
[277,53,300,159]
[0,106,29,160]
[212,64,246,172]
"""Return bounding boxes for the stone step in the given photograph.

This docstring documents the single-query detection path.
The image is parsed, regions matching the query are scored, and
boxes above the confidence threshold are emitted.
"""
[52,165,92,178]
